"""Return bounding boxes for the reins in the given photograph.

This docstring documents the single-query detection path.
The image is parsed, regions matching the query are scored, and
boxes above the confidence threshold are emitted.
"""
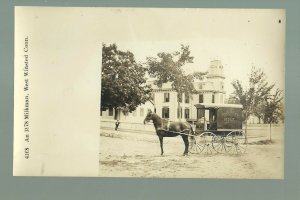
[156,128,192,136]
[146,113,195,136]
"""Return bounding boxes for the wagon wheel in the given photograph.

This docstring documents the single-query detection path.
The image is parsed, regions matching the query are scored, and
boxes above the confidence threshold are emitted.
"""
[202,132,218,154]
[211,134,231,153]
[190,132,216,154]
[189,134,204,154]
[226,131,248,154]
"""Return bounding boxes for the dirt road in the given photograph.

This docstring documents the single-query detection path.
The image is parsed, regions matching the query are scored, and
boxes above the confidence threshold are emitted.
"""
[99,127,284,179]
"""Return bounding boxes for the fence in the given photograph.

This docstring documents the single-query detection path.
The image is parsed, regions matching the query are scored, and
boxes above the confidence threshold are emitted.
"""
[244,123,284,142]
[100,120,156,134]
[100,120,284,142]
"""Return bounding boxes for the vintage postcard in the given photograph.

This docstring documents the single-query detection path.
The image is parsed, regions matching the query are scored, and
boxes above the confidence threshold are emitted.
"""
[14,7,285,178]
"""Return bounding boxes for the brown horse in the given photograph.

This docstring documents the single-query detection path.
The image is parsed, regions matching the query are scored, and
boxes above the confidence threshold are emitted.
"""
[143,110,193,156]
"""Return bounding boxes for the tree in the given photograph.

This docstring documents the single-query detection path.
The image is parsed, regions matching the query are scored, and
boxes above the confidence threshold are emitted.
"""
[146,45,194,88]
[231,67,275,136]
[231,79,251,120]
[226,95,241,104]
[252,102,265,124]
[262,88,284,141]
[231,67,274,122]
[146,45,205,119]
[101,43,152,118]
[249,67,275,123]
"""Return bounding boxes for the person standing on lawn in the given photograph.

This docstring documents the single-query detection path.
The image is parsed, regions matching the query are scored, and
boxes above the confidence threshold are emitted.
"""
[115,120,120,131]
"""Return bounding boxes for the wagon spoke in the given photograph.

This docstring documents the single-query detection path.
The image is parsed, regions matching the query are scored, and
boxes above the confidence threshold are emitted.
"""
[211,135,225,153]
[189,132,216,154]
[226,131,247,154]
[224,136,235,153]
[206,144,213,154]
[213,142,222,152]
[235,140,247,154]
[189,135,205,154]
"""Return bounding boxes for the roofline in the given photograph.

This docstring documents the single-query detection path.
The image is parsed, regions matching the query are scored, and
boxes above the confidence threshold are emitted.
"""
[194,103,243,109]
[152,89,226,94]
[206,75,225,79]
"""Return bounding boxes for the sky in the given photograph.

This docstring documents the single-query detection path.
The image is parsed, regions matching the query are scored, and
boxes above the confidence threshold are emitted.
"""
[21,7,285,97]
[108,8,285,96]
[13,7,285,175]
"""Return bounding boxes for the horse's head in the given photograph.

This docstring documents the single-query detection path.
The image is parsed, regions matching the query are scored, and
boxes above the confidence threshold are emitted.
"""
[143,110,153,124]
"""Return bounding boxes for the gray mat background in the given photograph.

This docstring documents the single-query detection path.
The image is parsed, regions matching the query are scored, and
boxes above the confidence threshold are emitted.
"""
[1,0,299,199]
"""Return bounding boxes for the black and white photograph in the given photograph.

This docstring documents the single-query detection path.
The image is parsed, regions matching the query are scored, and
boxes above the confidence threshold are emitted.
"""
[99,8,285,178]
[5,0,300,199]
[13,7,284,178]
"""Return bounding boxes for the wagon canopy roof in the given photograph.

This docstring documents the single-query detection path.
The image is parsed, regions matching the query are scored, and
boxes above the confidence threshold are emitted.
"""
[194,103,243,109]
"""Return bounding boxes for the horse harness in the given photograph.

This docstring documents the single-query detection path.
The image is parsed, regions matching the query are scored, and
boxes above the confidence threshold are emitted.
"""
[156,121,191,136]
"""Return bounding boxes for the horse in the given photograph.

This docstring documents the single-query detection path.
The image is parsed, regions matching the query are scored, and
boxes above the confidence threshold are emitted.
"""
[143,110,194,156]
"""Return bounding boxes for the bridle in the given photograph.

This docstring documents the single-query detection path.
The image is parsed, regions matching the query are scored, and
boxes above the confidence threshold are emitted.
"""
[144,113,153,124]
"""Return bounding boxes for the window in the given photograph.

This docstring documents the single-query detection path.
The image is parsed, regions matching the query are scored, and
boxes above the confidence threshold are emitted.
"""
[164,93,170,102]
[140,108,144,117]
[109,108,113,116]
[162,107,169,119]
[197,109,204,119]
[185,108,190,119]
[212,94,215,103]
[199,94,204,103]
[178,93,182,103]
[185,94,189,103]
[177,107,182,118]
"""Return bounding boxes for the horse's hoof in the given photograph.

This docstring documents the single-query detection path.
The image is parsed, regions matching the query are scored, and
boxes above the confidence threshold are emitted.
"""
[183,153,188,156]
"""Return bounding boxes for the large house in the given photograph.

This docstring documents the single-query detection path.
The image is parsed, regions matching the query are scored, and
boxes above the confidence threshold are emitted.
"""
[101,60,226,123]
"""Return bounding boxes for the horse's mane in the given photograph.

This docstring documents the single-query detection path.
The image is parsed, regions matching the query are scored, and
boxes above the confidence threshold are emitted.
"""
[151,113,168,126]
[151,113,162,121]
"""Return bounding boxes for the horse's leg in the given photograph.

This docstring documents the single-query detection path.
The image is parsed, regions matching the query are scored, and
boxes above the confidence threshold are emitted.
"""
[158,135,164,156]
[181,135,189,156]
